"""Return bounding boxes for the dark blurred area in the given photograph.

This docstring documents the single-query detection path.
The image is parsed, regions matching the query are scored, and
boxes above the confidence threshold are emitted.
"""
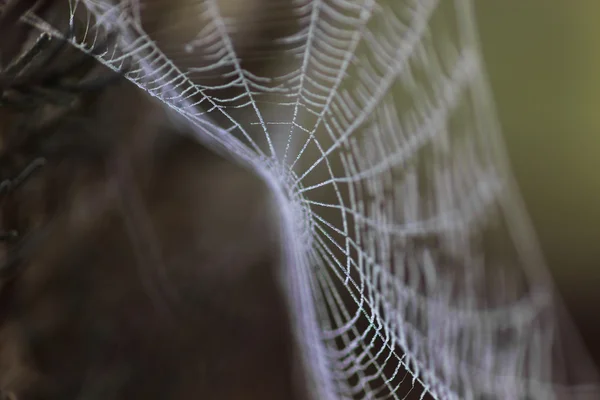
[476,2,600,364]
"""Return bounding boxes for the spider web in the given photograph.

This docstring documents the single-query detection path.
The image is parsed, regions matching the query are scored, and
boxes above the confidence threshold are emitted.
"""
[24,0,600,398]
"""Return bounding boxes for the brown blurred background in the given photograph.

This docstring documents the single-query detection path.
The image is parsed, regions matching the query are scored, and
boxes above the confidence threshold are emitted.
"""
[476,2,600,358]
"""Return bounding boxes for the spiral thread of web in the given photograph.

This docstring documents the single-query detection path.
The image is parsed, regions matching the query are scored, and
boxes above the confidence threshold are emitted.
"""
[22,0,600,398]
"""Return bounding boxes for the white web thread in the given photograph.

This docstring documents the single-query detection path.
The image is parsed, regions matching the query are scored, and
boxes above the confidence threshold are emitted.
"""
[26,0,600,398]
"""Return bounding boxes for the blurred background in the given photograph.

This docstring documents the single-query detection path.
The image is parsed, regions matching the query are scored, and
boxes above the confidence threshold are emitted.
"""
[476,1,600,358]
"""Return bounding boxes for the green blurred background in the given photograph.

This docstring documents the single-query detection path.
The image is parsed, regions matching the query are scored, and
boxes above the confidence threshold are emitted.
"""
[475,2,600,351]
